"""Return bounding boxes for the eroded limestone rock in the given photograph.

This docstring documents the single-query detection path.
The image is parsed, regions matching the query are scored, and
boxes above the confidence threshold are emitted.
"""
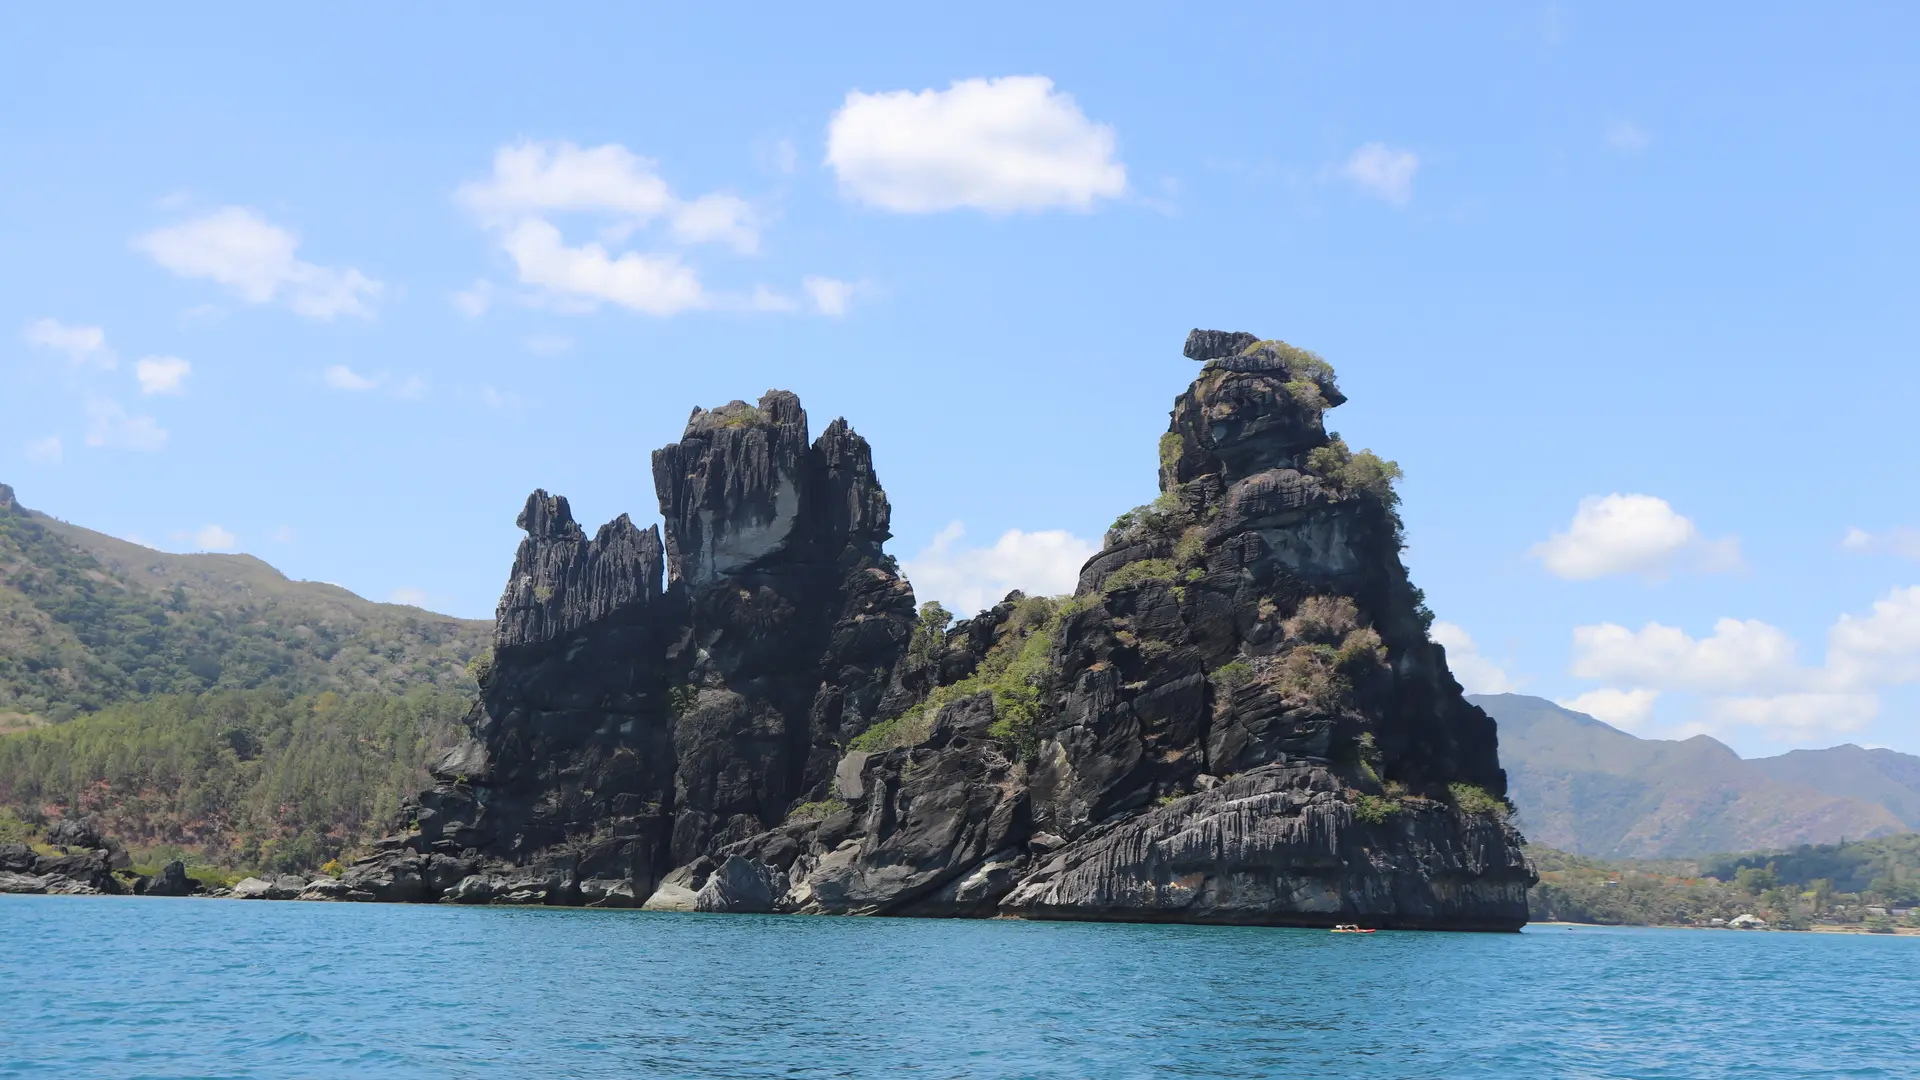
[339,332,1534,929]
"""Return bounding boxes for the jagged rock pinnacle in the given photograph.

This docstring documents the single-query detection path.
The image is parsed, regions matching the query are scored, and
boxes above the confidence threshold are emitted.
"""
[1182,328,1259,361]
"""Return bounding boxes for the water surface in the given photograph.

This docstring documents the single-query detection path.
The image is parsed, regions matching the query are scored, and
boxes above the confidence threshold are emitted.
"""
[2,896,1913,1078]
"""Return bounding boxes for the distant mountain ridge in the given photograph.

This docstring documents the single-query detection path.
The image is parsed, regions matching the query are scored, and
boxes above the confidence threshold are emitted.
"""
[0,483,488,723]
[1474,693,1920,859]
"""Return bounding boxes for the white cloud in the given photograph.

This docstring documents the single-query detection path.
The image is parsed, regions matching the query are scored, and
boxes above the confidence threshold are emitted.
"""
[84,400,167,453]
[902,521,1098,617]
[24,318,116,370]
[1570,617,1803,693]
[1605,118,1653,156]
[1556,688,1660,732]
[324,365,381,391]
[320,365,426,399]
[269,526,296,543]
[1563,586,1920,743]
[451,280,495,318]
[827,76,1126,213]
[184,524,238,552]
[1531,493,1742,580]
[498,218,705,316]
[1429,621,1519,694]
[1708,693,1878,738]
[1566,607,1920,702]
[24,436,63,465]
[669,193,758,254]
[1842,526,1920,560]
[746,286,799,313]
[388,587,429,608]
[1827,585,1920,687]
[803,275,855,316]
[1339,143,1420,205]
[134,207,382,320]
[454,141,862,318]
[458,140,758,255]
[459,141,677,224]
[135,355,191,395]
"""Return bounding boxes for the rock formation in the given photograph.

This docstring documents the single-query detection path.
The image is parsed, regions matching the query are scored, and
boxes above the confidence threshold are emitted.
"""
[140,859,199,897]
[339,333,1534,928]
[0,818,133,895]
[336,392,915,907]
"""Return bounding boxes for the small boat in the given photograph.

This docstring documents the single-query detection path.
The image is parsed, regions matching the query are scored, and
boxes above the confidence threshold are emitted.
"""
[1330,924,1376,934]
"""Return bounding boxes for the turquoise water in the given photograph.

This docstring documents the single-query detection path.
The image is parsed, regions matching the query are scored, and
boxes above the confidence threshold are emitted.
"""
[1,896,1914,1079]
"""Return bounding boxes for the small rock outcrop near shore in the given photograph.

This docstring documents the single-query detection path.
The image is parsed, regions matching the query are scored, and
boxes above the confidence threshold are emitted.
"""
[0,818,132,896]
[335,330,1535,929]
[140,860,199,897]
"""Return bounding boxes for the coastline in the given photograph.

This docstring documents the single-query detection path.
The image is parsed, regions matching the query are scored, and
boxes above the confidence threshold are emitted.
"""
[1532,919,1920,937]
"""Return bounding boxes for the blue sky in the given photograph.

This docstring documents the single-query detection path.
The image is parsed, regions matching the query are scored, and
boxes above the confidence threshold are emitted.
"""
[4,4,1917,755]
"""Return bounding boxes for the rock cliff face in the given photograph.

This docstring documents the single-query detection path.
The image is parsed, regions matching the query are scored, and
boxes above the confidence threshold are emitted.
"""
[342,334,1533,928]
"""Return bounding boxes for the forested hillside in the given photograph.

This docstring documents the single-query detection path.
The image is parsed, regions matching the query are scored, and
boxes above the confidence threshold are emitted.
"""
[1701,834,1920,898]
[0,483,489,724]
[0,690,469,873]
[1530,835,1920,929]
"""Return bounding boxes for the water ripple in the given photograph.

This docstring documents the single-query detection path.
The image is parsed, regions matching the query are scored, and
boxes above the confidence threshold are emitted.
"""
[1,897,1914,1078]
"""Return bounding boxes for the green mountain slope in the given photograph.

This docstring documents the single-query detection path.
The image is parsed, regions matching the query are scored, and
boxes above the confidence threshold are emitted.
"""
[1750,745,1920,829]
[0,690,469,873]
[1475,693,1911,858]
[0,483,489,722]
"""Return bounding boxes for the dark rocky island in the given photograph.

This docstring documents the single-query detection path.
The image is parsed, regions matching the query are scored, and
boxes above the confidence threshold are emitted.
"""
[333,330,1535,928]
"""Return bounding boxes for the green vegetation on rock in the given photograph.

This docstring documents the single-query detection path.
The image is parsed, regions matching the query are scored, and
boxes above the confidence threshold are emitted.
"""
[1238,338,1340,391]
[1283,378,1327,411]
[785,798,848,822]
[714,404,765,428]
[466,647,495,685]
[1108,490,1185,540]
[1210,660,1254,691]
[1101,559,1177,594]
[907,601,953,664]
[1275,646,1345,709]
[852,595,1060,760]
[1352,793,1399,825]
[1335,627,1387,671]
[1448,782,1507,818]
[1306,434,1402,504]
[844,711,928,755]
[1157,431,1183,469]
[1172,527,1207,569]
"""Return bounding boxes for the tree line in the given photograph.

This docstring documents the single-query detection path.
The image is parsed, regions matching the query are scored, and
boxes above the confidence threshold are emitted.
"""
[0,690,470,874]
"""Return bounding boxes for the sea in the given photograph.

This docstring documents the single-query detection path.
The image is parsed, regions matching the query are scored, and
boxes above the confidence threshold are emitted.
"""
[1,896,1914,1079]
